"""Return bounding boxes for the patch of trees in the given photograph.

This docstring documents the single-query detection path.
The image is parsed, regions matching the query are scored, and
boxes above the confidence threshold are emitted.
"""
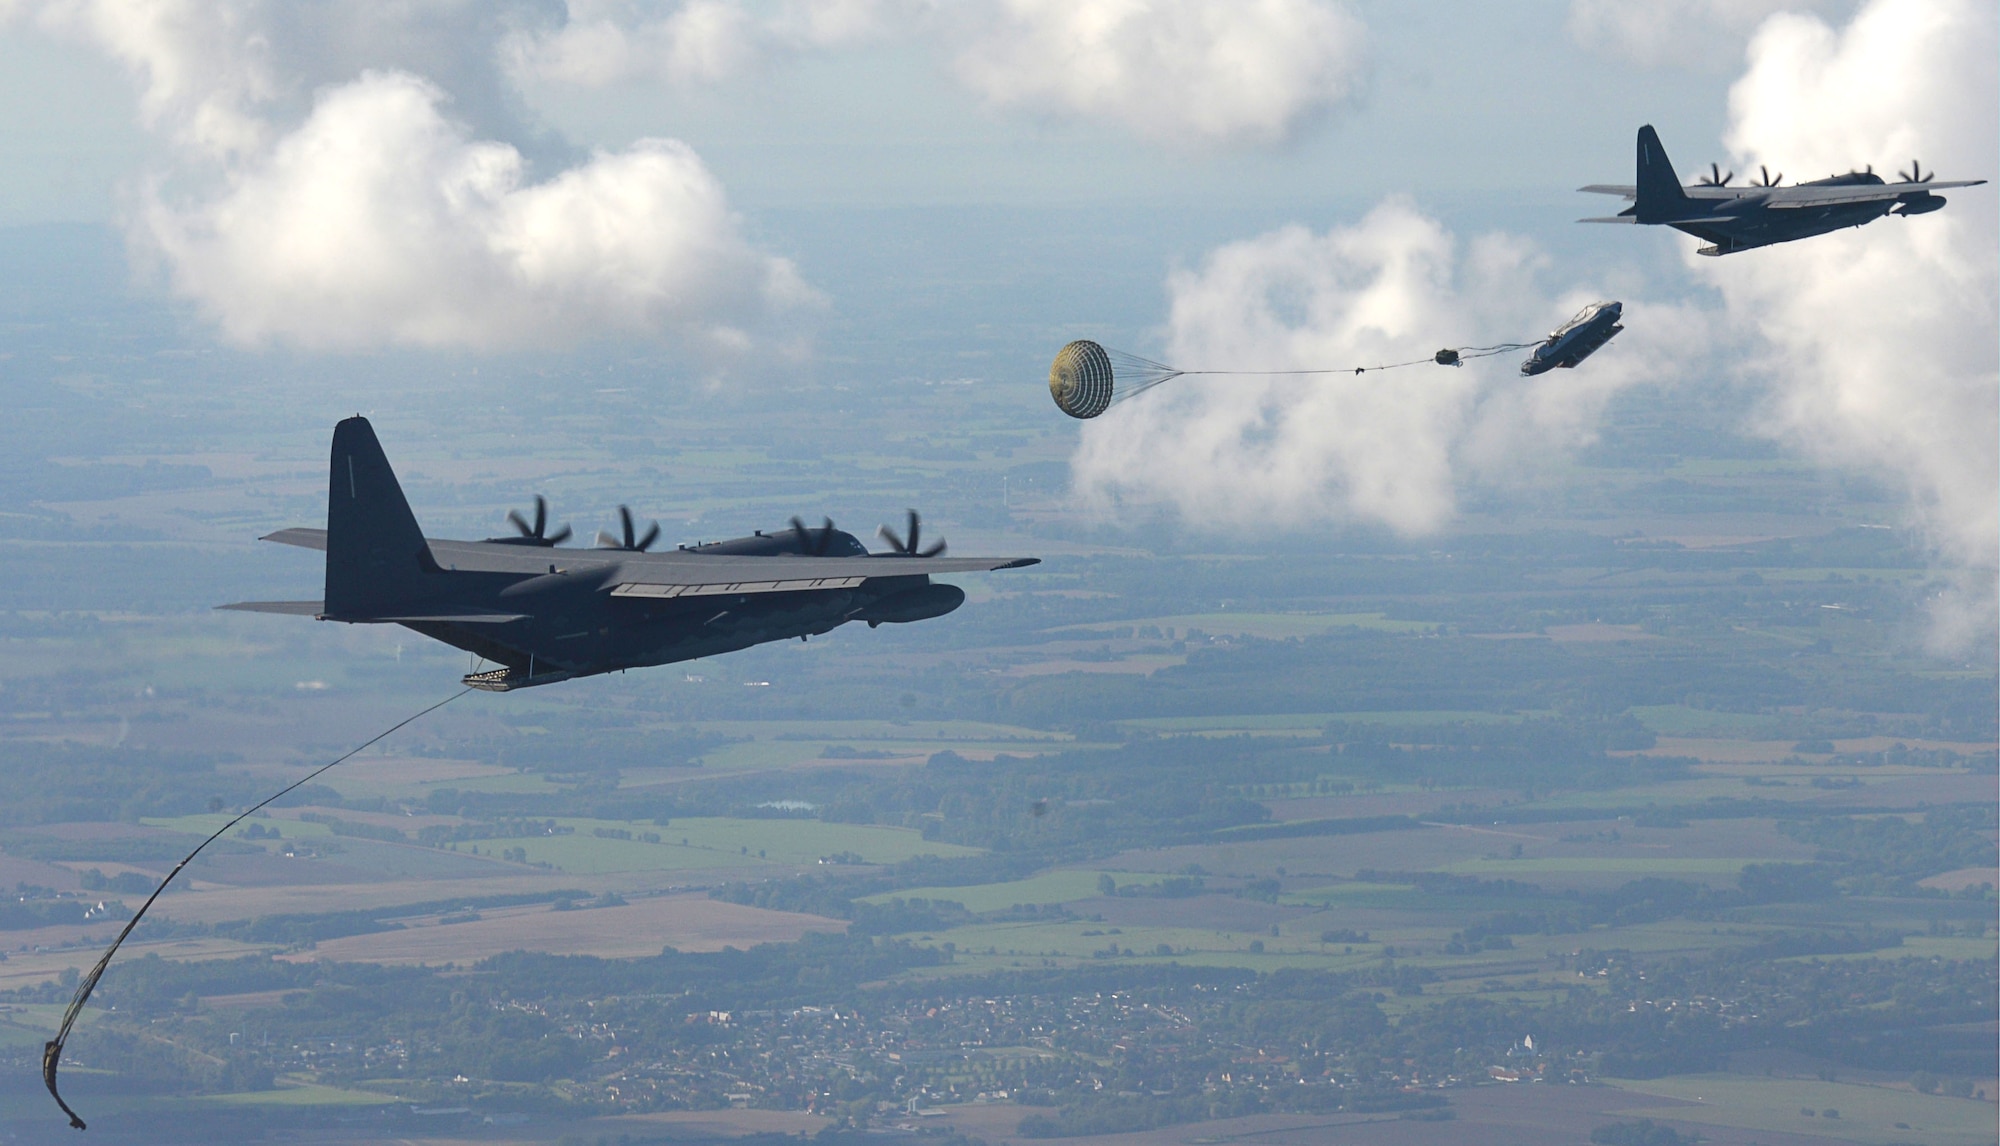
[1778,805,1998,888]
[296,812,409,842]
[0,742,339,827]
[1591,1120,1699,1146]
[0,893,127,929]
[1017,1090,1265,1138]
[79,867,159,893]
[0,831,253,864]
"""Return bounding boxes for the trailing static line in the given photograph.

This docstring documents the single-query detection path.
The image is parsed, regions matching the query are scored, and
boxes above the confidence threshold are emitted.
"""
[42,688,471,1130]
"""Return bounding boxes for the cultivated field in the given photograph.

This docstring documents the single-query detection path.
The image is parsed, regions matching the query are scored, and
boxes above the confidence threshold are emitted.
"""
[1607,1073,1999,1145]
[920,1082,1891,1146]
[289,892,845,964]
[136,811,979,873]
[861,869,1176,913]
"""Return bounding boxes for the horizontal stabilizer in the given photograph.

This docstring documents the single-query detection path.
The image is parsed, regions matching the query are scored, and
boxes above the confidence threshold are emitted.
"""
[1578,216,1637,224]
[261,528,328,550]
[1578,184,1636,197]
[217,600,324,616]
[377,612,529,624]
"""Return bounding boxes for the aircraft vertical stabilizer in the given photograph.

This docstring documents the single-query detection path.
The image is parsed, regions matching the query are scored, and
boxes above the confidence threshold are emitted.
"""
[324,416,437,619]
[1634,124,1690,224]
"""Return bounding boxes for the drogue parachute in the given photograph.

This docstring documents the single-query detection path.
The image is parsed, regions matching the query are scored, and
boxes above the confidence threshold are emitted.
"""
[1047,303,1625,420]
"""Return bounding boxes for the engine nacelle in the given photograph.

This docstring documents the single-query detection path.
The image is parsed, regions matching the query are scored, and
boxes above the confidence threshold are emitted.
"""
[1895,193,1946,215]
[851,583,964,627]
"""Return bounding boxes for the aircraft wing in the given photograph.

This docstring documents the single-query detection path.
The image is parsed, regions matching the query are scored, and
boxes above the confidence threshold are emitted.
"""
[1766,180,1986,208]
[245,526,1038,598]
[376,612,531,623]
[608,553,1039,599]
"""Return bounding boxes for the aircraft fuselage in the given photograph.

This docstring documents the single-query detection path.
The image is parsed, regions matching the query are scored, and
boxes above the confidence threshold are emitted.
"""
[1580,126,1985,256]
[224,418,1034,691]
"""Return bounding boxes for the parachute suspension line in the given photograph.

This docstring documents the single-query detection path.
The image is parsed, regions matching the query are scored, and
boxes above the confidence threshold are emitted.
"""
[1101,349,1184,408]
[1096,342,1541,409]
[42,687,473,1131]
[1049,338,1545,419]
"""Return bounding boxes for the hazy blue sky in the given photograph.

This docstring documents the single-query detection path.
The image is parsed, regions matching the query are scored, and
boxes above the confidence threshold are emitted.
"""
[512,0,1740,210]
[0,0,1989,648]
[0,0,1787,227]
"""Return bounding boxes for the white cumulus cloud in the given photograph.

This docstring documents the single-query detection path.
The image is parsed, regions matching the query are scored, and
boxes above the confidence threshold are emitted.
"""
[13,0,281,157]
[502,0,931,89]
[1699,0,1998,647]
[1567,0,1850,69]
[947,0,1365,147]
[505,0,1368,148]
[1068,200,1682,533]
[1087,0,1996,651]
[141,71,814,351]
[508,0,797,88]
[6,0,817,355]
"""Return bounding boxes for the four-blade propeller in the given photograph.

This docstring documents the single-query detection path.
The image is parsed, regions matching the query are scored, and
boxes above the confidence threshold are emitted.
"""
[1899,160,1934,184]
[790,516,840,556]
[1699,162,1734,187]
[505,495,572,546]
[500,502,950,559]
[877,509,945,558]
[597,505,661,552]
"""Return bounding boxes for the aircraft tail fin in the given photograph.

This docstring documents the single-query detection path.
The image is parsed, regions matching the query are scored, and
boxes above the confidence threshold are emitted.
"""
[324,416,439,619]
[1634,124,1690,223]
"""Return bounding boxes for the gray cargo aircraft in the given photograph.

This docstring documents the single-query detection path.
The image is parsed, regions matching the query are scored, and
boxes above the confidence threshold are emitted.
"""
[222,417,1036,691]
[1581,125,1985,255]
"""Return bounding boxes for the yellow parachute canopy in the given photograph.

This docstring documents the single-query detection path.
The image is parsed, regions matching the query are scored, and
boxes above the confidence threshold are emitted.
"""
[1048,340,1184,419]
[1048,340,1115,419]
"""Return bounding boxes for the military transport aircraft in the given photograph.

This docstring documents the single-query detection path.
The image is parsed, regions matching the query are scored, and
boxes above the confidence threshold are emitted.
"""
[221,417,1037,691]
[1580,125,1986,255]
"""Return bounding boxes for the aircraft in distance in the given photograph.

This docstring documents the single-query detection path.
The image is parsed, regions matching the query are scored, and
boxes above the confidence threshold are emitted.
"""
[1520,301,1623,376]
[1580,125,1986,255]
[222,417,1037,691]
